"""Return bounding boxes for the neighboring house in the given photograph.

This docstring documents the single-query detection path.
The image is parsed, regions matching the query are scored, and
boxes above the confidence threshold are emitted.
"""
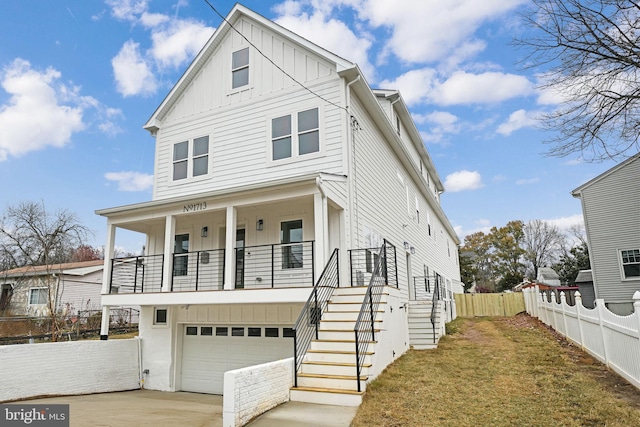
[96,4,461,405]
[574,269,595,309]
[0,260,104,317]
[572,153,640,315]
[536,267,561,287]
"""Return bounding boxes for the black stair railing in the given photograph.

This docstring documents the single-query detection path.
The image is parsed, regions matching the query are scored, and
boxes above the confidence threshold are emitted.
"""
[430,272,443,343]
[353,239,395,392]
[292,248,340,387]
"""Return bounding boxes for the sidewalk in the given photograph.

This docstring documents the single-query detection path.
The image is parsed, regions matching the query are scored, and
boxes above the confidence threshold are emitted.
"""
[247,401,358,427]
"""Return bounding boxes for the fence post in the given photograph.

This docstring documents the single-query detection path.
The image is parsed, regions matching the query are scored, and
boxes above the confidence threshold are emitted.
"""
[595,298,610,366]
[560,291,568,338]
[633,292,640,375]
[575,291,585,349]
[550,291,558,329]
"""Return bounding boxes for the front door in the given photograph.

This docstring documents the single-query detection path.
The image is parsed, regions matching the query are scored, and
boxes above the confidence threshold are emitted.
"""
[235,228,245,288]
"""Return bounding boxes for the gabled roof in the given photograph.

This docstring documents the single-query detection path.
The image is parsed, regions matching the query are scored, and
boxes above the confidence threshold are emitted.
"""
[571,152,640,197]
[575,269,593,283]
[537,267,559,280]
[0,260,104,279]
[144,3,355,132]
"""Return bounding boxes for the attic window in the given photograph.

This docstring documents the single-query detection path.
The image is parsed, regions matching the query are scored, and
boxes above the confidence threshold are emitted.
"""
[396,115,401,136]
[232,47,249,89]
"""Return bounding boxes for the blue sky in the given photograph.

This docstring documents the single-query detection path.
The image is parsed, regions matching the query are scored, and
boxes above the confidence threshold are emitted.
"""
[0,0,623,253]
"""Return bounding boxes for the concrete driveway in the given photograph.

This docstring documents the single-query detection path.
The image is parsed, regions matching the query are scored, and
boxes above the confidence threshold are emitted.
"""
[19,390,357,427]
[19,390,222,427]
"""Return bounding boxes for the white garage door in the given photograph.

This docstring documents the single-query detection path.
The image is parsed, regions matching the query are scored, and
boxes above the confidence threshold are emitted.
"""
[181,325,294,394]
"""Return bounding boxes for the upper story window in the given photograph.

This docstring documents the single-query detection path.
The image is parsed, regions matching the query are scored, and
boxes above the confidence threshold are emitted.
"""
[271,108,319,161]
[396,115,401,136]
[173,136,209,181]
[173,234,190,276]
[620,249,640,279]
[232,47,249,89]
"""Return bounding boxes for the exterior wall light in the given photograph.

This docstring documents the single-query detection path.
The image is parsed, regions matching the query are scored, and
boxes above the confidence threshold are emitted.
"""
[201,226,208,238]
[256,219,264,231]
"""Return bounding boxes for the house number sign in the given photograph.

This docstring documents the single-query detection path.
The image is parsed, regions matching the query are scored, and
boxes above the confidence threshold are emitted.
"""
[183,201,207,213]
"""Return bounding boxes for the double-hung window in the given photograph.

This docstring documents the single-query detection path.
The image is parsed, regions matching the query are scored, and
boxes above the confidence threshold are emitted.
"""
[271,108,320,161]
[172,136,209,181]
[621,249,640,279]
[232,47,249,89]
[29,288,48,305]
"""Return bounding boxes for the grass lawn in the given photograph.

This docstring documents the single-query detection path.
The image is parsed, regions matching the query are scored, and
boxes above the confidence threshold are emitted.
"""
[351,315,640,427]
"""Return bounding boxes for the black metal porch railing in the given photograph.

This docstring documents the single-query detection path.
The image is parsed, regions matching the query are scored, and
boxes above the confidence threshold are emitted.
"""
[110,254,164,294]
[171,249,225,291]
[349,243,398,288]
[292,248,340,387]
[412,275,431,300]
[353,239,395,392]
[237,241,315,289]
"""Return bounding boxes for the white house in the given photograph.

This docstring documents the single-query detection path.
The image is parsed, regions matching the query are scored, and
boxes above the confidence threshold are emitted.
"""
[0,260,104,317]
[571,152,640,315]
[536,267,561,288]
[96,4,461,406]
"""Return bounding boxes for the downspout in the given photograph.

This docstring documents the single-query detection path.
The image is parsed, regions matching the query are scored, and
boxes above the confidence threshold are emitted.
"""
[346,75,361,251]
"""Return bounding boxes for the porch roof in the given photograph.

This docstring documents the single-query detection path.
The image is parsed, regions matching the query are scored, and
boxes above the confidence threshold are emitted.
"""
[95,172,344,218]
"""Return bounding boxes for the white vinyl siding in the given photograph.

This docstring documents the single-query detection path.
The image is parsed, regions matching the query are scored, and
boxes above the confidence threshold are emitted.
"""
[579,155,640,305]
[349,94,460,301]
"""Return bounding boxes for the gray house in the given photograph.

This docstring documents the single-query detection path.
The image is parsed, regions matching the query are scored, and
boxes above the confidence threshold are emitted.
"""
[571,153,640,315]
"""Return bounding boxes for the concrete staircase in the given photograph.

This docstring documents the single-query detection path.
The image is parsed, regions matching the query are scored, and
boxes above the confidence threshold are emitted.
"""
[290,286,386,407]
[408,299,444,350]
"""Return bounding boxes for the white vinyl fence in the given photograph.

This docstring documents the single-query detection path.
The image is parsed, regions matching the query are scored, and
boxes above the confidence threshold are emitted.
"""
[523,286,640,389]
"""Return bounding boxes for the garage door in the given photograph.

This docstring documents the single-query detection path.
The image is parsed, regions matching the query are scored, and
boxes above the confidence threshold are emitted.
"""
[181,325,294,394]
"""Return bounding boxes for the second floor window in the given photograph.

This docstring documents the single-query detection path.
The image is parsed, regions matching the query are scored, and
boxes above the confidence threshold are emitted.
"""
[271,108,319,161]
[232,47,249,89]
[174,234,190,276]
[173,136,209,181]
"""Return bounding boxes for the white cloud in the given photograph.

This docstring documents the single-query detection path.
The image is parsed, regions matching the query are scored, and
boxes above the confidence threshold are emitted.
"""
[105,171,154,191]
[356,0,524,64]
[414,111,460,144]
[112,40,158,97]
[544,214,583,231]
[432,71,534,106]
[444,170,484,192]
[150,19,214,69]
[515,177,540,185]
[496,109,538,136]
[275,9,375,81]
[106,0,148,22]
[0,59,84,161]
[379,68,437,105]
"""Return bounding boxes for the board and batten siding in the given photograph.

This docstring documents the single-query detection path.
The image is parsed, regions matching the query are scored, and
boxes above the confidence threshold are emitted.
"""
[580,155,640,310]
[349,94,460,301]
[160,17,336,124]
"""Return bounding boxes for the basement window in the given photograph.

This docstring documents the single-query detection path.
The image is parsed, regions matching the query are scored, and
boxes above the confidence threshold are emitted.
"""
[154,308,168,325]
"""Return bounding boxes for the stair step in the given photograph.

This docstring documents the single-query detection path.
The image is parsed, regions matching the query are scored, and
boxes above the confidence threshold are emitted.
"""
[300,360,370,376]
[290,387,364,406]
[296,373,368,390]
[305,350,373,365]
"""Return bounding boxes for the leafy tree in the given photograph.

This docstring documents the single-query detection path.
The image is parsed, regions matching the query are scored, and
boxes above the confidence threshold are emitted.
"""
[553,242,591,285]
[522,219,566,279]
[458,251,476,291]
[490,221,526,291]
[71,245,103,262]
[517,0,640,161]
[460,232,495,291]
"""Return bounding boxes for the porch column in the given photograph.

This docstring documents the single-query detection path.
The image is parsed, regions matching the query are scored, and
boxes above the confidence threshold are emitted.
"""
[314,192,329,275]
[224,206,237,290]
[100,305,110,340]
[162,215,176,292]
[101,222,116,295]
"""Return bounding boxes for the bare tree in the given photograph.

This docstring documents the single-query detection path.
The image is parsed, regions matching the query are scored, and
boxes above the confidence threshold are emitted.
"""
[523,219,567,279]
[0,201,91,341]
[517,0,640,161]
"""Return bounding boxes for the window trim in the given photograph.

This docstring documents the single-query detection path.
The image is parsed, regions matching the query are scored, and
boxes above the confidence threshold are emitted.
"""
[28,287,48,305]
[267,105,324,165]
[231,47,250,90]
[170,135,211,183]
[153,307,169,327]
[619,248,640,281]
